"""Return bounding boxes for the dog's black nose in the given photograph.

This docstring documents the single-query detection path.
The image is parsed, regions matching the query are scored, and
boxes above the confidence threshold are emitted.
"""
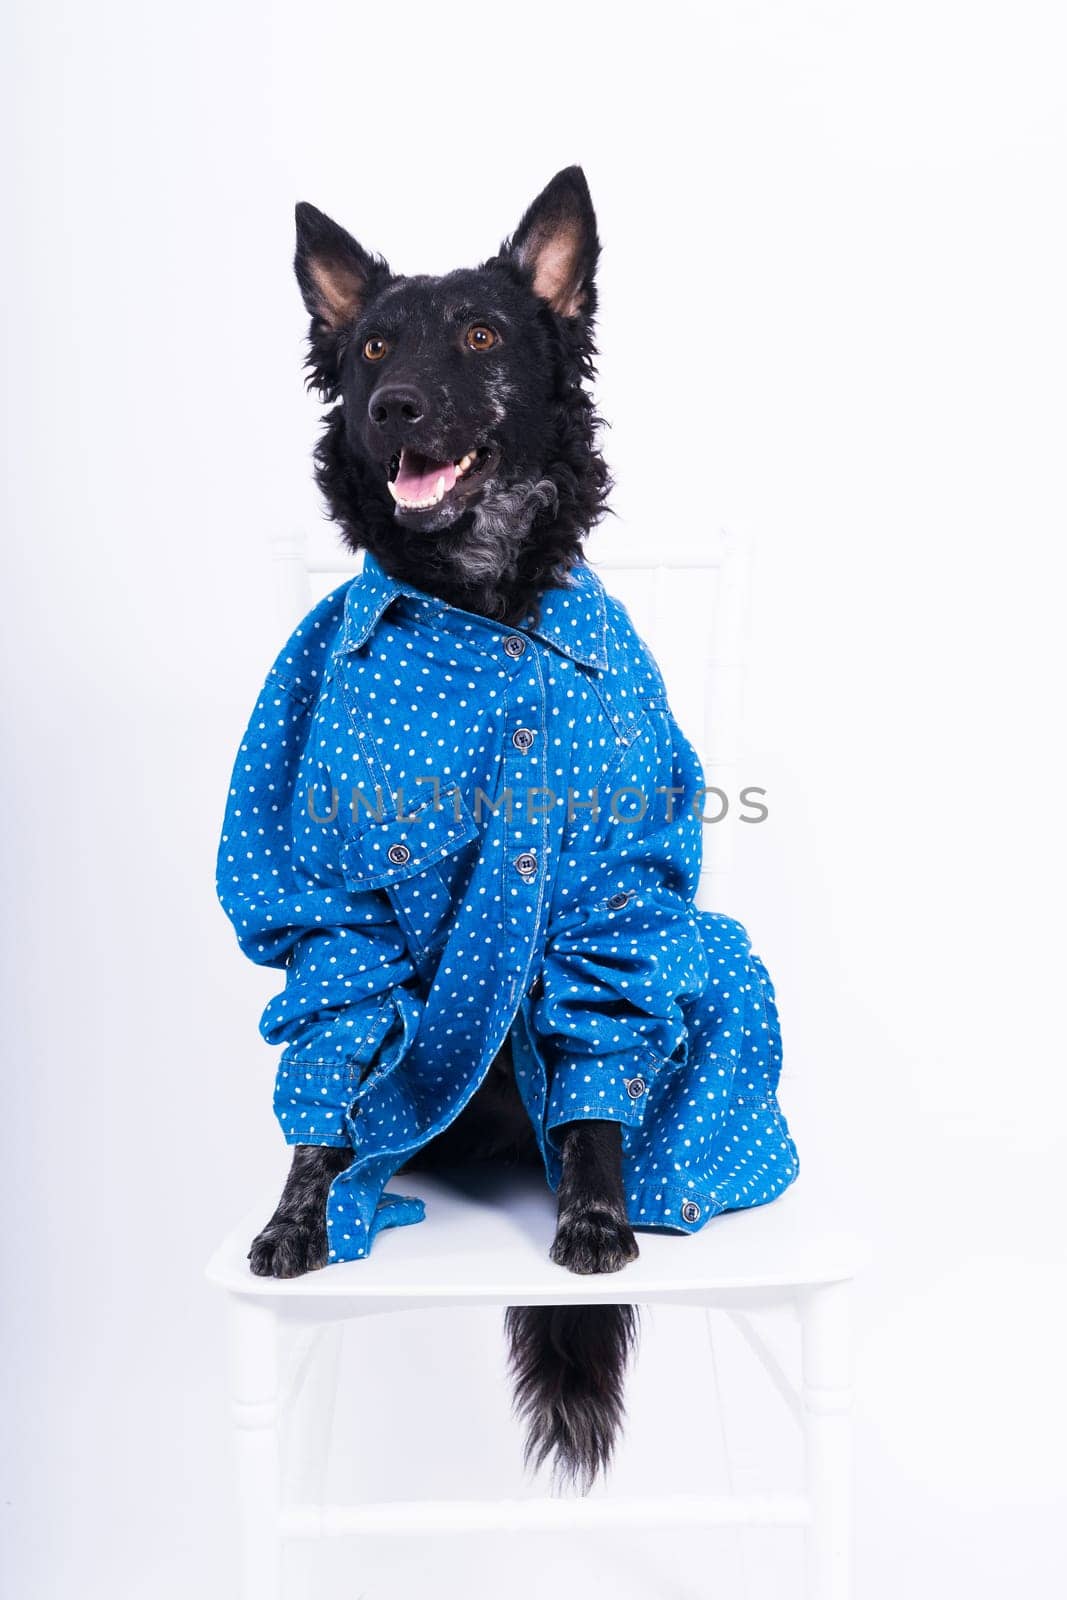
[368,385,427,432]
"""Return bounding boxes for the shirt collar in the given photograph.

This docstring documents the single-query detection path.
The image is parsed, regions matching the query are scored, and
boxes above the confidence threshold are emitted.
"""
[341,550,608,671]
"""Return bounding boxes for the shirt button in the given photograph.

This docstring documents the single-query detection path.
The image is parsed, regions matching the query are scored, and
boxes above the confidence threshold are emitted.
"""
[681,1200,702,1224]
[512,727,536,752]
[514,850,538,880]
[625,1075,646,1100]
[387,843,411,866]
[503,634,527,658]
[606,891,631,910]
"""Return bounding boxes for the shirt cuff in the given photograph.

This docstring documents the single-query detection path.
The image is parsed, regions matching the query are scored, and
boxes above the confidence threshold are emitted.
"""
[543,1051,657,1141]
[273,1058,356,1147]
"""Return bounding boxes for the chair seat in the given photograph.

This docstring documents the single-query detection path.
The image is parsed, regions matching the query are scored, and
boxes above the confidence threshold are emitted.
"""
[206,1168,866,1309]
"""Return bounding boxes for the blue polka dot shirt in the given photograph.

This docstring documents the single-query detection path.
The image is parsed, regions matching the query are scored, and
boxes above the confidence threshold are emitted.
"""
[217,553,798,1261]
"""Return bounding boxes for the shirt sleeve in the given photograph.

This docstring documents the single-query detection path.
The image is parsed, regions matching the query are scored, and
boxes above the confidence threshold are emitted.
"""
[216,638,420,1148]
[531,702,710,1142]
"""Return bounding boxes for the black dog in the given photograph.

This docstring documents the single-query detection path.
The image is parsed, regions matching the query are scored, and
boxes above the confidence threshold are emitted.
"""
[249,167,640,1488]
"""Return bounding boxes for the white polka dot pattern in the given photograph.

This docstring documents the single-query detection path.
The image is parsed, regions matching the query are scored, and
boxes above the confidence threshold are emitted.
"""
[217,553,799,1261]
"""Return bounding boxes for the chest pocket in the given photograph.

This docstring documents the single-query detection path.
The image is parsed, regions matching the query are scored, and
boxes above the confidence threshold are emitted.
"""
[590,677,670,750]
[340,783,480,975]
[586,629,671,748]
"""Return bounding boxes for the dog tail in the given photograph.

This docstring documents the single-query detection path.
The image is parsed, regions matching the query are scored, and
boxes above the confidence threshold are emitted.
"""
[504,1304,640,1491]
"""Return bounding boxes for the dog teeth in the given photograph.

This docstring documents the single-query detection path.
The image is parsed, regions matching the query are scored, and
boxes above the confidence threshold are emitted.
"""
[390,475,449,511]
[390,452,482,511]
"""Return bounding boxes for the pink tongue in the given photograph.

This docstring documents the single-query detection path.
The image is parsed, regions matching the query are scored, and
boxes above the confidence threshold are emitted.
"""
[394,450,457,501]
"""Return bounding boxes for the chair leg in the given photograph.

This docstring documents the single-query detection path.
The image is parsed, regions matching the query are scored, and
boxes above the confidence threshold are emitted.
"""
[285,1322,343,1505]
[798,1280,853,1600]
[227,1296,282,1600]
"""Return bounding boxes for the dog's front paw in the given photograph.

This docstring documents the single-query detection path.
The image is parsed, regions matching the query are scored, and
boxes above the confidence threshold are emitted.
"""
[248,1216,328,1278]
[550,1207,639,1275]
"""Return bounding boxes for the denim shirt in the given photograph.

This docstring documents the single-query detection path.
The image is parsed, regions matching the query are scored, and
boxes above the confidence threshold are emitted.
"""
[217,552,798,1262]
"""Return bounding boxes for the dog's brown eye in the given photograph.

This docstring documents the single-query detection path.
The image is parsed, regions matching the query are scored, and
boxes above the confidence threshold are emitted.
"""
[363,336,389,362]
[465,324,497,351]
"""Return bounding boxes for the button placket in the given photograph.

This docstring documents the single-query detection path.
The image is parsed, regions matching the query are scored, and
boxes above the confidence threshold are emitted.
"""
[499,638,550,1000]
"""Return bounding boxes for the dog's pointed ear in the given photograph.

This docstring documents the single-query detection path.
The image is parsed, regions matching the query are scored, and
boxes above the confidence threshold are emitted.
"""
[294,203,391,395]
[294,202,388,328]
[499,166,599,321]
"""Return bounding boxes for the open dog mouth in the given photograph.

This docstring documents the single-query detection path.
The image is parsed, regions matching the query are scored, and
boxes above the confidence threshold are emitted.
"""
[386,444,496,513]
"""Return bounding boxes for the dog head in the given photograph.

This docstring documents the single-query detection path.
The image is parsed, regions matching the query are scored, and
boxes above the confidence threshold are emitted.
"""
[294,167,611,618]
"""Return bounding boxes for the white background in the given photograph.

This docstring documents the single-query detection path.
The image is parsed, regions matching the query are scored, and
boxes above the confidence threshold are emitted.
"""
[3,2,1065,1596]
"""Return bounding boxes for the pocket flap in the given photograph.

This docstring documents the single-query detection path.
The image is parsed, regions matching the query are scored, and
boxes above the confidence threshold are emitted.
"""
[340,783,479,890]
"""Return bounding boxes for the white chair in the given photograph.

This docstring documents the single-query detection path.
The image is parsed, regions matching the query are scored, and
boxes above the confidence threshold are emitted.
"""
[206,528,866,1600]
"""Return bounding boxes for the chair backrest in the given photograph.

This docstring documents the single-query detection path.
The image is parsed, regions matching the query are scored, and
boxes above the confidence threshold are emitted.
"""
[270,527,748,913]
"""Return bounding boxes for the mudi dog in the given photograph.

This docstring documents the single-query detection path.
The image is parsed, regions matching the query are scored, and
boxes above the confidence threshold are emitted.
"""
[217,167,799,1488]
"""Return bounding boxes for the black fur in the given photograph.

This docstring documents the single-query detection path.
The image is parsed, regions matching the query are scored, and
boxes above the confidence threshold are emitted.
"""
[549,1121,639,1275]
[248,168,639,1490]
[294,165,612,624]
[247,1143,349,1278]
[505,1304,640,1492]
[504,1121,640,1489]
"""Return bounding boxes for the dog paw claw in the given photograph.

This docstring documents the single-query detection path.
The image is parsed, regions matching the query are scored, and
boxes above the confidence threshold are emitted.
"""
[550,1208,639,1275]
[248,1217,328,1278]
